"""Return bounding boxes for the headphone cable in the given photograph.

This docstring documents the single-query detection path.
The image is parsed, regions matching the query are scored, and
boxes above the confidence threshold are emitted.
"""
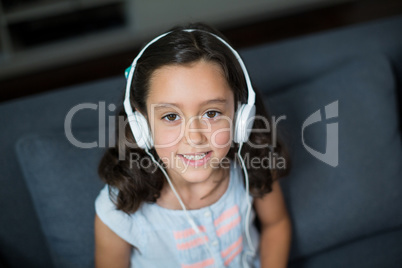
[144,148,217,267]
[237,143,257,267]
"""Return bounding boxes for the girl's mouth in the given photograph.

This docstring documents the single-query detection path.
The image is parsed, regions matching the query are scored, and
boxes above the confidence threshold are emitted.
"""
[178,151,212,166]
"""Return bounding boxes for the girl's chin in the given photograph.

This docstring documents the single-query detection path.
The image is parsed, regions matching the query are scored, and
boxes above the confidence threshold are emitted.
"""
[178,165,222,177]
[175,168,216,184]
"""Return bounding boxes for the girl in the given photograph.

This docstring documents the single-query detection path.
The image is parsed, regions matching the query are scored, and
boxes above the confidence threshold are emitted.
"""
[95,23,292,268]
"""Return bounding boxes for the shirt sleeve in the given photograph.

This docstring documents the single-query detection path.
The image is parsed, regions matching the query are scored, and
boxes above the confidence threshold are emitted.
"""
[95,184,141,247]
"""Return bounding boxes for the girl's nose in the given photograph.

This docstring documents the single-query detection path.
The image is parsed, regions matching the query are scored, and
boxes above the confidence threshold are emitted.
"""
[184,116,208,146]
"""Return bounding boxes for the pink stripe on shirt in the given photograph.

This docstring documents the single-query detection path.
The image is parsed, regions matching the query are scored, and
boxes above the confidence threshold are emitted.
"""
[181,258,215,268]
[176,236,209,250]
[174,226,206,240]
[216,215,241,237]
[221,236,243,258]
[224,243,243,266]
[214,205,239,227]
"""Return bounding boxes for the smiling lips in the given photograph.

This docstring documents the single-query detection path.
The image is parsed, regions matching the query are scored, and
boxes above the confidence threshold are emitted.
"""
[178,151,212,166]
[181,152,207,160]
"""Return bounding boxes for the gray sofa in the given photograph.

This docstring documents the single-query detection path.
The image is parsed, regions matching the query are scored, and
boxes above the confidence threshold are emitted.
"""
[1,15,401,268]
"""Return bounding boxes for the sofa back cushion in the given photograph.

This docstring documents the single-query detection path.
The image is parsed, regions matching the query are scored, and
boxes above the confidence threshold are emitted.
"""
[265,54,402,259]
[16,130,105,268]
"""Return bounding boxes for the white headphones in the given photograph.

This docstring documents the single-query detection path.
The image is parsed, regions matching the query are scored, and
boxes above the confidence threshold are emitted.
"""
[123,29,256,149]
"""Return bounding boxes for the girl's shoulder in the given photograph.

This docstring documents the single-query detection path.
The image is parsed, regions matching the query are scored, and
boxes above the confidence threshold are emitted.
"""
[95,184,146,247]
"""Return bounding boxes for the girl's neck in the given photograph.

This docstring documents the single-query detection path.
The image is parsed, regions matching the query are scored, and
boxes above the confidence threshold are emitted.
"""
[157,166,230,210]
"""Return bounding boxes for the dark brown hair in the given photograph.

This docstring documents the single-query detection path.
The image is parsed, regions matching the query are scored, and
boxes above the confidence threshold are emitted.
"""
[98,22,290,214]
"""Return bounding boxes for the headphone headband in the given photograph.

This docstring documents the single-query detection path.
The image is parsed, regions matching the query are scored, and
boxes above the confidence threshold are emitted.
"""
[124,29,255,115]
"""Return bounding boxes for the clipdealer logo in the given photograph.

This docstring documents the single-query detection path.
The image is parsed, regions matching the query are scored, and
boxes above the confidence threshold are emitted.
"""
[301,100,339,167]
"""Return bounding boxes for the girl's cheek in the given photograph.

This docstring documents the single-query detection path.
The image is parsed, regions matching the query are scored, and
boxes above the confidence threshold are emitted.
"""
[153,124,184,148]
[210,122,232,148]
[212,130,231,148]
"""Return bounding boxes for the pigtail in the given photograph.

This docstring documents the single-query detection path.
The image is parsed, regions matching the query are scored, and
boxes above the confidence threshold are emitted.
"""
[241,87,291,197]
[98,107,165,214]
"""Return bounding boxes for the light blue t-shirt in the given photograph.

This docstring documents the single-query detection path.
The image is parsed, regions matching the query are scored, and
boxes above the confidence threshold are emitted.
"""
[95,161,261,268]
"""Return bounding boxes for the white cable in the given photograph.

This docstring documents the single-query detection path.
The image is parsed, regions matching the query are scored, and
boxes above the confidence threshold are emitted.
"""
[237,143,257,268]
[144,148,217,267]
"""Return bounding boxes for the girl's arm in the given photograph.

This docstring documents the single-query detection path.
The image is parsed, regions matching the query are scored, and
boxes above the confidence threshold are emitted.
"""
[94,214,132,268]
[253,180,292,268]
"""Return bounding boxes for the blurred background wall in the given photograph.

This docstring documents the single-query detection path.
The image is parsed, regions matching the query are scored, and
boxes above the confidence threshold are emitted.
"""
[1,0,401,101]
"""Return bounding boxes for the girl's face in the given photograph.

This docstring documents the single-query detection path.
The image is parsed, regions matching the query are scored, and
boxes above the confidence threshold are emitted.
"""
[146,60,235,185]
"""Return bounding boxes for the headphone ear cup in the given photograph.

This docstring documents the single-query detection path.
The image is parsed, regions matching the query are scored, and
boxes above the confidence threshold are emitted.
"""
[130,111,153,150]
[234,104,256,143]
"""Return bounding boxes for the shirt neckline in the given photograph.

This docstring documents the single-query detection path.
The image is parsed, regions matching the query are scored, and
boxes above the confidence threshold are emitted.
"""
[149,161,236,215]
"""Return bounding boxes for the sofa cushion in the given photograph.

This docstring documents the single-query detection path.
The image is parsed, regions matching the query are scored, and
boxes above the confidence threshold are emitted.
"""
[15,130,105,268]
[265,54,402,259]
[288,227,402,268]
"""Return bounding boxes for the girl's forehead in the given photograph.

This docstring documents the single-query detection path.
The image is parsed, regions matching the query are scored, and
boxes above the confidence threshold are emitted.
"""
[147,60,234,108]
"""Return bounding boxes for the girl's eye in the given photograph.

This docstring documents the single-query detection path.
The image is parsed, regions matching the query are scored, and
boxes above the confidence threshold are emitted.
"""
[203,111,221,119]
[162,114,180,122]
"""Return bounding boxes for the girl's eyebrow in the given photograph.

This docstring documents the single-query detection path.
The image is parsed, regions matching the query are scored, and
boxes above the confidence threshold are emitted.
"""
[153,98,227,111]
